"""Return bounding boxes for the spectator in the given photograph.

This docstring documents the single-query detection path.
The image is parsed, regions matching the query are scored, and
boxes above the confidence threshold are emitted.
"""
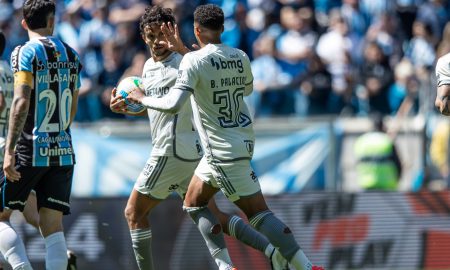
[357,42,394,115]
[78,1,115,77]
[416,0,448,45]
[262,53,333,116]
[316,9,353,113]
[365,12,404,67]
[248,33,292,116]
[97,40,127,119]
[405,20,436,77]
[354,114,402,191]
[388,58,419,115]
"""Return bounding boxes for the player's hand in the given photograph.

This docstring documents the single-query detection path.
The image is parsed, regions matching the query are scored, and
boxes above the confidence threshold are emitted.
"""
[161,22,188,54]
[436,95,450,116]
[110,88,127,113]
[436,85,450,116]
[3,152,20,182]
[127,88,145,104]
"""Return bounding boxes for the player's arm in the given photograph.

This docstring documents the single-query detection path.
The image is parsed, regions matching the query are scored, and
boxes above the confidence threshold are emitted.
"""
[161,22,194,55]
[4,71,33,181]
[128,86,191,114]
[436,84,450,116]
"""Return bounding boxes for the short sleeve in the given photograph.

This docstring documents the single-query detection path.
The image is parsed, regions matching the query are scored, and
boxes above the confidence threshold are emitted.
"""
[436,55,450,87]
[10,45,35,73]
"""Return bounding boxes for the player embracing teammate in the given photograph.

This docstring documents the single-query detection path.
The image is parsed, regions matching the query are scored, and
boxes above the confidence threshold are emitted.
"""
[122,3,323,270]
[110,5,294,270]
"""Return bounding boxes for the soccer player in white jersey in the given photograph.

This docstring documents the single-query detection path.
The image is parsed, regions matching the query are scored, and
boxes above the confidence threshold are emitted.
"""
[127,4,323,270]
[110,5,288,270]
[435,52,450,115]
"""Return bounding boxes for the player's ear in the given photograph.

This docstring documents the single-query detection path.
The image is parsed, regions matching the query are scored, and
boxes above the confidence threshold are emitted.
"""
[21,19,29,31]
[47,15,55,30]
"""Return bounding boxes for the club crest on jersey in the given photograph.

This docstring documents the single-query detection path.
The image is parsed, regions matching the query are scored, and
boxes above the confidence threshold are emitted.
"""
[53,51,61,59]
[244,140,254,155]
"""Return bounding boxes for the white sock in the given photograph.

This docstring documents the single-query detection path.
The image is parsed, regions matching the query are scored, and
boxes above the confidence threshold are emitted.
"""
[290,249,313,270]
[213,248,234,270]
[44,232,67,270]
[0,221,32,270]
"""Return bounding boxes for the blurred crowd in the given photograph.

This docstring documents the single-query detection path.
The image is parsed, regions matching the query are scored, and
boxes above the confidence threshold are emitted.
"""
[0,0,447,121]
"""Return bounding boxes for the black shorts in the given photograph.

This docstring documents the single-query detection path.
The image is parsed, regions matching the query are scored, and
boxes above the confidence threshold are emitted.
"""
[0,165,74,215]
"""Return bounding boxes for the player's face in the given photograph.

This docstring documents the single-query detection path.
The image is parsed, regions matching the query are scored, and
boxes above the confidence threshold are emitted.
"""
[142,24,170,60]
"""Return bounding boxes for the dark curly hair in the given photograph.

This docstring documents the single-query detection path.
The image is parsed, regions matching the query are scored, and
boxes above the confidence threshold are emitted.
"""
[23,0,55,30]
[139,5,176,36]
[194,4,224,31]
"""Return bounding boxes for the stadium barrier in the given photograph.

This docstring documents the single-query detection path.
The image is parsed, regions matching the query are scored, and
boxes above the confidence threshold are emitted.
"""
[8,191,450,270]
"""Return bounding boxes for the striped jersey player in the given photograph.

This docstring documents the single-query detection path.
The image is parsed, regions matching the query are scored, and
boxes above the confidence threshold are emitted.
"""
[10,36,81,166]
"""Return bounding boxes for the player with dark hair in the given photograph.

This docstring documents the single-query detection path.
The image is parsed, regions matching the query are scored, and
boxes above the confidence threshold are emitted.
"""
[111,5,289,270]
[0,0,81,269]
[127,4,322,270]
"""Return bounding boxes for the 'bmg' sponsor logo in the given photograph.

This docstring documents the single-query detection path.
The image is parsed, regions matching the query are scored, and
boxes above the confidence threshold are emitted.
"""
[210,57,244,73]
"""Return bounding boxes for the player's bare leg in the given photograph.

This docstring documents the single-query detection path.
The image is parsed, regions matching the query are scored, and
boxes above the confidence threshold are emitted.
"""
[184,175,234,270]
[22,192,39,229]
[0,209,32,270]
[208,199,289,270]
[124,189,162,270]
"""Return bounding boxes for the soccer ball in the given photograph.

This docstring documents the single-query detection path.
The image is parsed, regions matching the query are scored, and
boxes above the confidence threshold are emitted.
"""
[115,76,146,114]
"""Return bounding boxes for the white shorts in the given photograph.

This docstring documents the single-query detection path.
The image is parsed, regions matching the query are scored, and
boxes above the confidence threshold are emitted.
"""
[135,156,199,200]
[194,157,261,202]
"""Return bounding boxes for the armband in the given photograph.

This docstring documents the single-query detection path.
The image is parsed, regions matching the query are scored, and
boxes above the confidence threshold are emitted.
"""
[14,71,33,88]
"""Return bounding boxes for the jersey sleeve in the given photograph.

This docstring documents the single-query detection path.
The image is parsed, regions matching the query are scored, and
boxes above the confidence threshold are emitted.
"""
[436,55,450,87]
[10,45,35,74]
[174,53,197,93]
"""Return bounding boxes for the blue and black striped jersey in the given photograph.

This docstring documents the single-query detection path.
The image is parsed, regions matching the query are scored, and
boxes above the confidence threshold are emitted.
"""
[10,36,82,167]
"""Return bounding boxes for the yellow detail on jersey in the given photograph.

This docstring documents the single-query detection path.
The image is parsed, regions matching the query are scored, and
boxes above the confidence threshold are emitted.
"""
[14,71,33,87]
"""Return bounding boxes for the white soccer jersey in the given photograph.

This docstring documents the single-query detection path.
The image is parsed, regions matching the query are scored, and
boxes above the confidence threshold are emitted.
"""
[142,52,202,160]
[174,44,255,161]
[436,53,450,87]
[0,60,13,163]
